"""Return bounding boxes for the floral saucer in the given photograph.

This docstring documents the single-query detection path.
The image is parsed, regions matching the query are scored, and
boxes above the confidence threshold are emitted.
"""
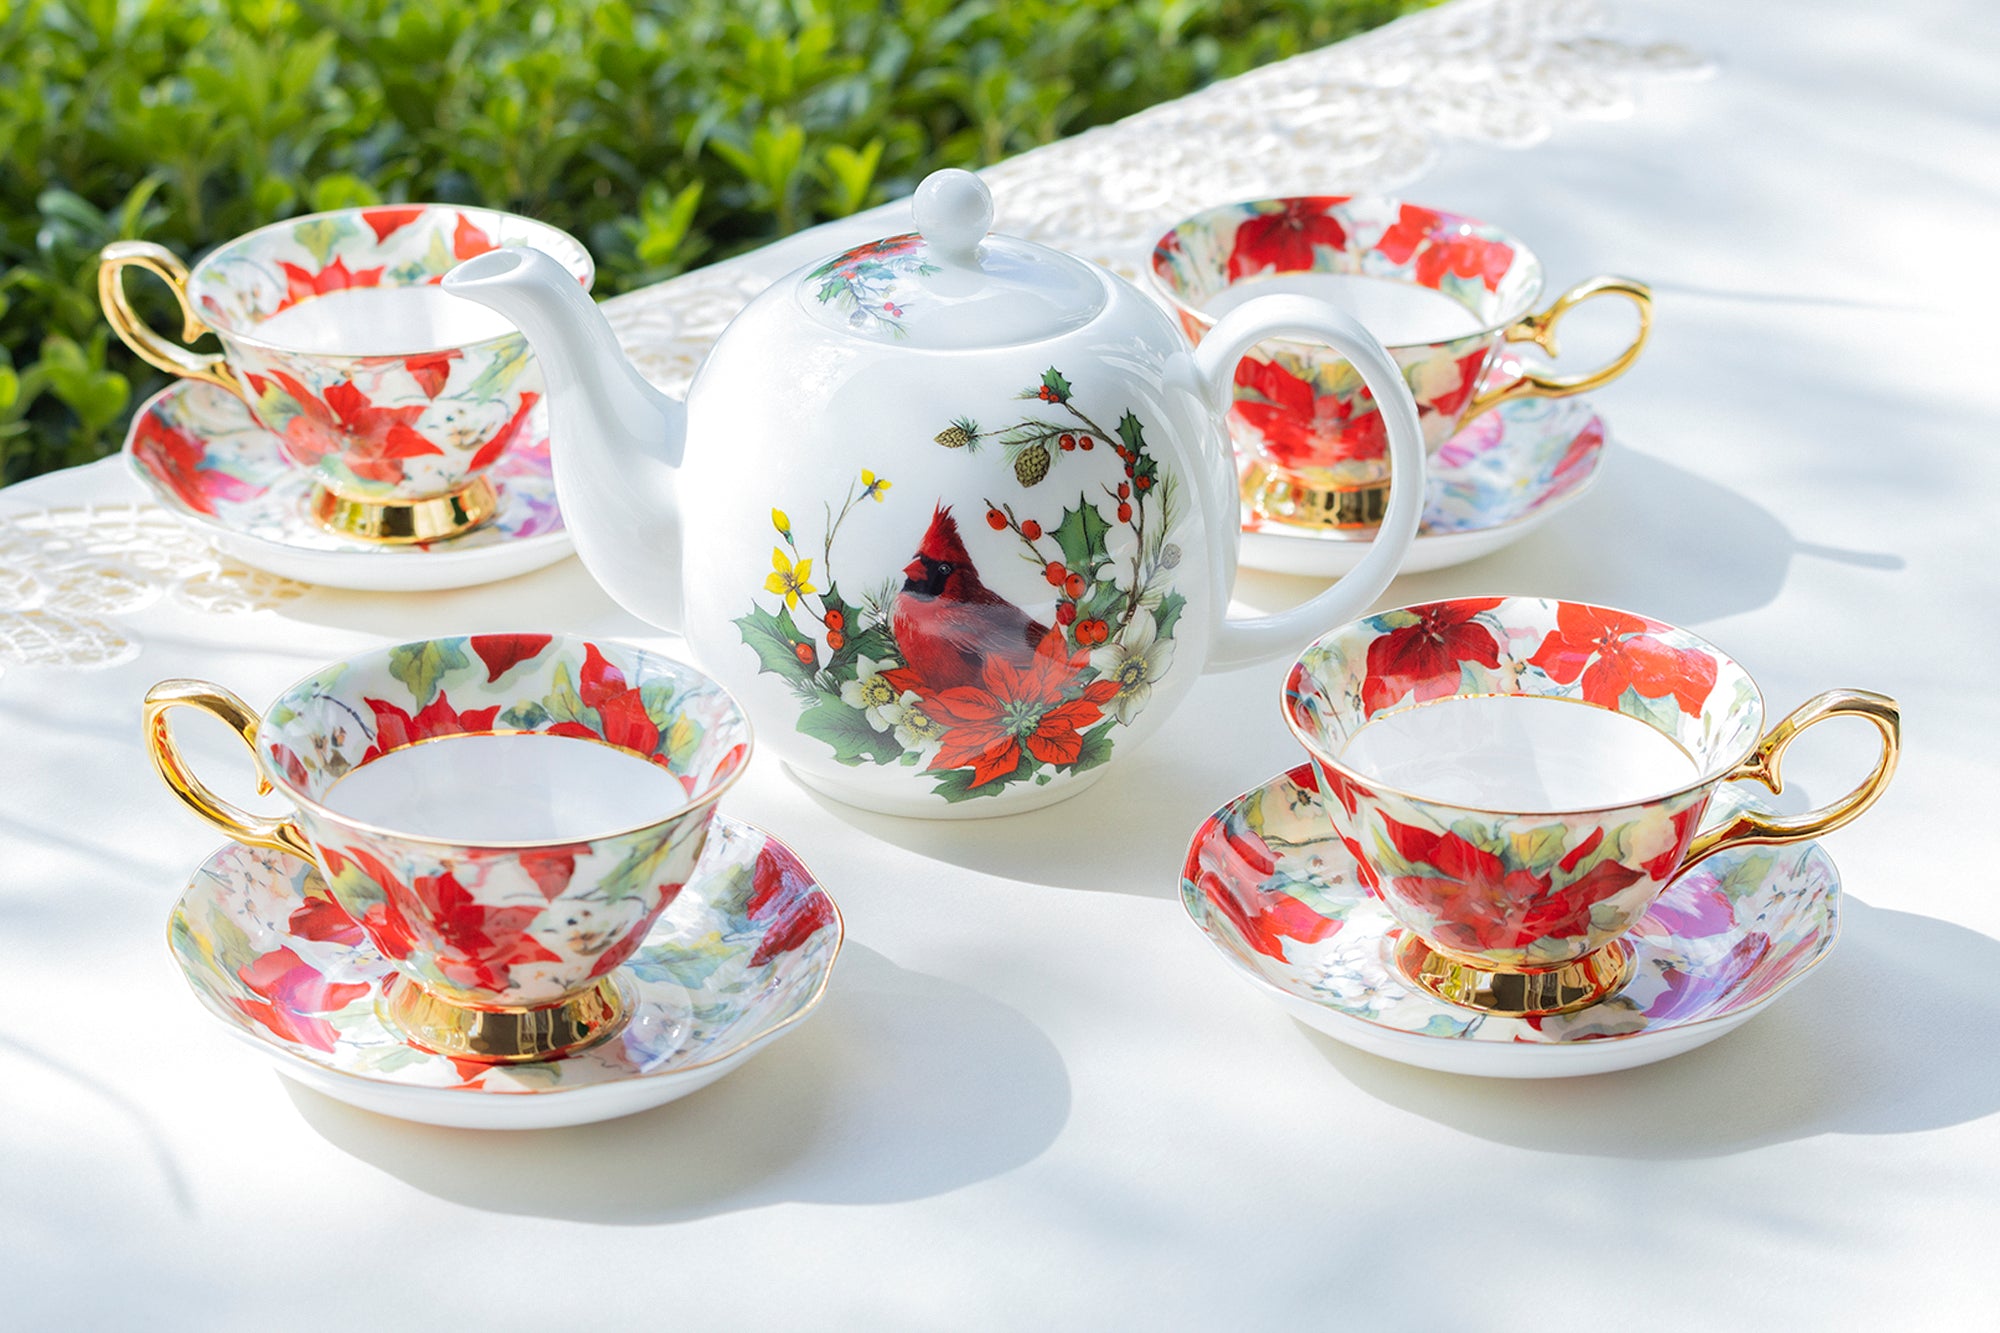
[1182,765,1839,1078]
[169,818,842,1128]
[124,379,573,591]
[1237,375,1606,578]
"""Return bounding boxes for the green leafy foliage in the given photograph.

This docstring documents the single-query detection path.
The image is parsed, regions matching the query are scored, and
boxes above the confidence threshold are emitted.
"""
[0,0,1423,484]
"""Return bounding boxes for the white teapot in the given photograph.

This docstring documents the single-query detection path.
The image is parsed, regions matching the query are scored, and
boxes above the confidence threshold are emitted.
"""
[444,170,1423,817]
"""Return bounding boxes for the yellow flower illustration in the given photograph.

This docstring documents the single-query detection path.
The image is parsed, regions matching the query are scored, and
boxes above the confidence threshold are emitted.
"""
[861,470,891,502]
[772,508,791,536]
[766,546,815,607]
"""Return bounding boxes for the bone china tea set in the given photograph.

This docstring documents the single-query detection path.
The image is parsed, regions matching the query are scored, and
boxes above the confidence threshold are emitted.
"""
[112,171,1900,1124]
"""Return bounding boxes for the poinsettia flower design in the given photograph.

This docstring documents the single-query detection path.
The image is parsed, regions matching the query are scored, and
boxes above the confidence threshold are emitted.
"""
[1374,204,1515,293]
[403,350,460,399]
[1232,357,1386,468]
[287,895,367,946]
[1226,198,1348,280]
[1193,814,1340,961]
[1380,815,1643,954]
[1526,603,1719,718]
[469,632,554,682]
[359,690,501,762]
[131,412,264,516]
[258,368,444,485]
[362,206,426,242]
[276,256,385,311]
[466,391,540,472]
[452,214,495,260]
[925,633,1120,786]
[547,643,672,773]
[745,842,835,966]
[1359,598,1505,714]
[232,945,371,1053]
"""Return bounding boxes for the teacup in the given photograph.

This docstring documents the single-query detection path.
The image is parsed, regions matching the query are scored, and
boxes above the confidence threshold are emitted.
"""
[1149,198,1651,528]
[144,633,751,1061]
[101,205,592,543]
[1282,596,1899,1015]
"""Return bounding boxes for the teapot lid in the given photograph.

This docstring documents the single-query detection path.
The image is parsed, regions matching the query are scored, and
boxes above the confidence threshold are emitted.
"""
[798,170,1105,349]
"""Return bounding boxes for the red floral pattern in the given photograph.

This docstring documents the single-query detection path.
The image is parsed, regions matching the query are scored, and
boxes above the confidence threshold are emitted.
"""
[1231,357,1387,468]
[254,368,444,485]
[1192,814,1341,961]
[130,411,264,515]
[1375,203,1515,292]
[548,643,668,772]
[1359,598,1504,714]
[1527,602,1719,718]
[924,633,1121,787]
[359,690,502,762]
[470,633,555,682]
[232,945,371,1053]
[1380,815,1644,955]
[362,206,426,243]
[275,256,384,312]
[1226,198,1349,280]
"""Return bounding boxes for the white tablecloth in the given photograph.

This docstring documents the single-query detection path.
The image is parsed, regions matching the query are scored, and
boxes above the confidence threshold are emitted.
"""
[5,0,1992,1325]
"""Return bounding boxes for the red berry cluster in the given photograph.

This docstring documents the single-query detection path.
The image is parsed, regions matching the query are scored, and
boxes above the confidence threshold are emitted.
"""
[824,608,845,652]
[1074,619,1110,647]
[1037,385,1061,402]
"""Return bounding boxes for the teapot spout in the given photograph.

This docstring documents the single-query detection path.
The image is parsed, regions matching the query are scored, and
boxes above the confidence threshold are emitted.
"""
[444,247,688,633]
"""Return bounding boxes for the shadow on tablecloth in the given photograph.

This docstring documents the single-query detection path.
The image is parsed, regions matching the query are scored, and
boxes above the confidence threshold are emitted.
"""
[1302,898,2000,1157]
[284,943,1070,1221]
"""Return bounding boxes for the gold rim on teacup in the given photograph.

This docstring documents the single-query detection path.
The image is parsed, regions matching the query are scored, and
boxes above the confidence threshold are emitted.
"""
[1281,596,1898,1016]
[143,633,753,1062]
[1149,197,1653,530]
[99,206,592,544]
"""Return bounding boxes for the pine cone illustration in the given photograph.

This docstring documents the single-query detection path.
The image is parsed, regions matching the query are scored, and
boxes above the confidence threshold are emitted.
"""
[934,417,978,449]
[1013,441,1051,487]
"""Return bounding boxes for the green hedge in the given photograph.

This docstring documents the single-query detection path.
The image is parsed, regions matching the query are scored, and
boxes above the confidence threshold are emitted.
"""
[0,0,1423,484]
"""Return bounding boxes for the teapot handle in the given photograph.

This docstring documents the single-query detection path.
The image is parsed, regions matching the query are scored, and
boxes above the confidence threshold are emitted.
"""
[1191,295,1425,671]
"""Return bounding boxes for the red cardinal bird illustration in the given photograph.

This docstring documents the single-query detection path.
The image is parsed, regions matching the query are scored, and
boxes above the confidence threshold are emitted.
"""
[893,504,1049,691]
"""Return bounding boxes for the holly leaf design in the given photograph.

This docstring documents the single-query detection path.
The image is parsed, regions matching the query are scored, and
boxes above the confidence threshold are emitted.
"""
[387,638,469,708]
[1052,498,1111,575]
[1071,719,1117,773]
[1118,410,1160,486]
[1154,592,1187,640]
[735,605,814,684]
[1039,367,1072,402]
[797,699,904,766]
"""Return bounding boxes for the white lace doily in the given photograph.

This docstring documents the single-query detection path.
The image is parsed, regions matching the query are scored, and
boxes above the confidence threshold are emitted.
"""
[0,504,308,674]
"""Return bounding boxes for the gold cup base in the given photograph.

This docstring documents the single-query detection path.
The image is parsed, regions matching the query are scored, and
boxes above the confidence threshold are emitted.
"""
[1241,461,1390,530]
[309,475,498,544]
[379,972,632,1064]
[1393,933,1636,1017]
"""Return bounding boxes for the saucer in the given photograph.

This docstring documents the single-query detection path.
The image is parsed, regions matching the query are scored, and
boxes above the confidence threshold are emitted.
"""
[169,817,842,1128]
[1181,765,1840,1078]
[1237,373,1606,578]
[124,379,573,591]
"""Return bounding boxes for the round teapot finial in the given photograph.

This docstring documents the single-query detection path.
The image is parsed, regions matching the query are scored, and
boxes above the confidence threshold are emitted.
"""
[912,169,993,269]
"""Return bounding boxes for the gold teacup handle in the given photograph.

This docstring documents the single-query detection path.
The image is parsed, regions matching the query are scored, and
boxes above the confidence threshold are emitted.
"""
[1462,275,1654,422]
[1682,689,1901,866]
[143,679,312,860]
[98,241,245,398]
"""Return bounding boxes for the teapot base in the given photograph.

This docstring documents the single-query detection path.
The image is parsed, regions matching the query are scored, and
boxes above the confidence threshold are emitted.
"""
[784,760,1111,820]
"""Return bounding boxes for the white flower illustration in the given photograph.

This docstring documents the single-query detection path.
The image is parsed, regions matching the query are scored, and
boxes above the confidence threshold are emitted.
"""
[1090,614,1177,726]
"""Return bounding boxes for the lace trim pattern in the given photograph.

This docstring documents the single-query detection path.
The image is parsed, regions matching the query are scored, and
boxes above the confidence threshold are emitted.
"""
[607,0,1706,387]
